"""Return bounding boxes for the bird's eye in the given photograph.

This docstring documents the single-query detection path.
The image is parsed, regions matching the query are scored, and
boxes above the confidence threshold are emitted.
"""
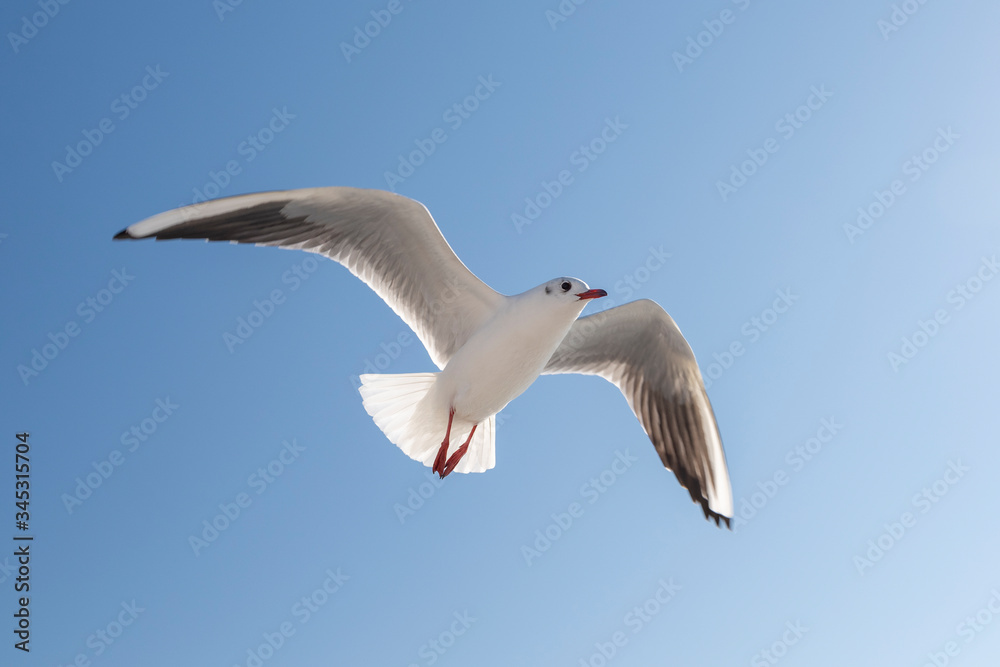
[561,281,572,292]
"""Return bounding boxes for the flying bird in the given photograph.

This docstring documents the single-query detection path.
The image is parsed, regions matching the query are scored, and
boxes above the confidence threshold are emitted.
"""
[114,187,733,526]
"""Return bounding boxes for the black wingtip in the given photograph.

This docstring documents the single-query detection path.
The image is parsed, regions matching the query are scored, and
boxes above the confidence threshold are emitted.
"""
[700,501,732,530]
[113,228,134,240]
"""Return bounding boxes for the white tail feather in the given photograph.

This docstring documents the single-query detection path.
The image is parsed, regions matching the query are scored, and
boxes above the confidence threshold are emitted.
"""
[358,373,496,473]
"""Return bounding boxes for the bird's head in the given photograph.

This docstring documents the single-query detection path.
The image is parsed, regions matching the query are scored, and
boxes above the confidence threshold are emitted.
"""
[540,277,607,307]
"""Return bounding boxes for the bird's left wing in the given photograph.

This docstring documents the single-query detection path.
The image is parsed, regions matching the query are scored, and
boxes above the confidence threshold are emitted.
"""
[543,299,733,526]
[114,187,504,369]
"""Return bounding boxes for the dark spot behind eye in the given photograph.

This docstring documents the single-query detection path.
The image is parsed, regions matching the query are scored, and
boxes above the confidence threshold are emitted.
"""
[545,286,552,294]
[561,281,571,292]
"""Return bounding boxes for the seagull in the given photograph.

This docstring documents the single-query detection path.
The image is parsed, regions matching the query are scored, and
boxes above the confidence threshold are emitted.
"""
[114,187,733,526]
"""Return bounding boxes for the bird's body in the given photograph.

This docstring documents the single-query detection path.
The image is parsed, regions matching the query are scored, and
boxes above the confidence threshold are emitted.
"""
[114,186,734,526]
[359,277,602,475]
[435,281,592,424]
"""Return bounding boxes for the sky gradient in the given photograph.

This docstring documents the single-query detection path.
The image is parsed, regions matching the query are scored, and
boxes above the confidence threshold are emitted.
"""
[3,1,1000,666]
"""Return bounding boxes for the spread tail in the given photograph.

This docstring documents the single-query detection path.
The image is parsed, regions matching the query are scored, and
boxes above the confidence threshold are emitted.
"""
[358,373,496,473]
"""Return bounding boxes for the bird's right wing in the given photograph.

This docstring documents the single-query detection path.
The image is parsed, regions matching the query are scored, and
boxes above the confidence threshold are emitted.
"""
[544,299,732,526]
[114,187,504,369]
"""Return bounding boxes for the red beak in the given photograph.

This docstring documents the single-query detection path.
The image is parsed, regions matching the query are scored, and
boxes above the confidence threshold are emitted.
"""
[576,288,608,301]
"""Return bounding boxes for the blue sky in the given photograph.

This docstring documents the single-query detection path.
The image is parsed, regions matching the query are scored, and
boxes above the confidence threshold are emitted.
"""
[3,1,1000,665]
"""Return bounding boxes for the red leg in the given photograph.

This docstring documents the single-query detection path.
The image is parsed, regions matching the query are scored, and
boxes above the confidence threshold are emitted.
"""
[441,423,478,478]
[433,409,456,477]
